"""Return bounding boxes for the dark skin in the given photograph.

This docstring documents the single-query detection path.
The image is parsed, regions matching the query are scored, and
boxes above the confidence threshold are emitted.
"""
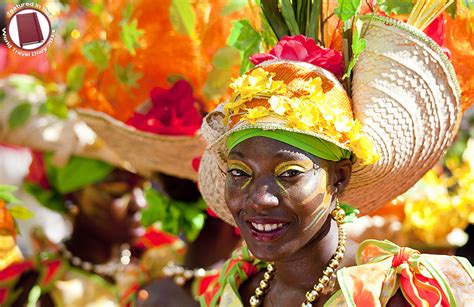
[226,137,406,306]
[136,174,241,307]
[12,169,148,306]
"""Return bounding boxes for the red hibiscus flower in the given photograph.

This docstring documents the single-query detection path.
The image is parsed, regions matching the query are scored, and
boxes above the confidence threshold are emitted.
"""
[424,14,451,58]
[126,80,203,136]
[250,35,344,78]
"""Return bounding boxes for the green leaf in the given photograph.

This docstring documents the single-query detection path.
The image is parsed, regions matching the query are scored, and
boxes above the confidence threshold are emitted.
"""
[182,208,206,242]
[212,46,241,69]
[227,20,262,74]
[340,203,360,223]
[169,0,196,36]
[62,19,78,42]
[45,154,114,194]
[114,63,143,88]
[23,183,67,213]
[334,0,362,21]
[66,66,86,92]
[8,75,40,93]
[221,0,248,16]
[376,0,414,15]
[343,18,367,80]
[0,89,6,102]
[462,0,474,10]
[90,2,104,16]
[44,94,68,119]
[141,187,168,227]
[261,0,290,39]
[81,40,111,71]
[446,0,457,18]
[9,205,34,220]
[0,185,20,204]
[204,46,240,100]
[120,19,144,56]
[279,0,300,35]
[306,0,321,40]
[122,3,134,22]
[8,102,32,129]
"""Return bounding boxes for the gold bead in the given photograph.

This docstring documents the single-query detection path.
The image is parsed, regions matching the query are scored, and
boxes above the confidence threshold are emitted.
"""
[250,295,261,306]
[260,280,269,289]
[334,252,344,260]
[263,271,272,281]
[331,208,346,223]
[314,283,324,292]
[329,259,339,268]
[323,267,334,276]
[305,290,318,302]
[255,287,264,296]
[267,263,275,272]
[319,275,330,285]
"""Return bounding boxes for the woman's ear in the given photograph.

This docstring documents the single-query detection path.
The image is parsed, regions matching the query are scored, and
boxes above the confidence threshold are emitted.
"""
[331,159,352,194]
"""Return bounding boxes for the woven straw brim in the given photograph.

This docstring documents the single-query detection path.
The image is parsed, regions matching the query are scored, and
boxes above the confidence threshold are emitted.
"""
[0,113,126,169]
[77,109,207,181]
[198,16,461,226]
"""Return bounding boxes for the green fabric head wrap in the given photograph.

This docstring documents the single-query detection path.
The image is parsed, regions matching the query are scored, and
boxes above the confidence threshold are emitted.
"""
[226,128,351,162]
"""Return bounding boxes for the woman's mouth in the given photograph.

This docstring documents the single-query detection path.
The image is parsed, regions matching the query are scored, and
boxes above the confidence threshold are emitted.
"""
[246,219,289,242]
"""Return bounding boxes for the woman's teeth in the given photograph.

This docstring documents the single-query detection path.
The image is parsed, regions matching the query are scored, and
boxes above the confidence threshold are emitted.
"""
[251,222,284,232]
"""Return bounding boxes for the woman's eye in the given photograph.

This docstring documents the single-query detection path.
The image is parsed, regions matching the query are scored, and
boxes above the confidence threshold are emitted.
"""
[228,169,250,177]
[279,169,303,178]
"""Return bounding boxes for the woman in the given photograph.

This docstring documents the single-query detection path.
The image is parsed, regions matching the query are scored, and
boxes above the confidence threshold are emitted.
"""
[0,152,149,306]
[197,2,473,306]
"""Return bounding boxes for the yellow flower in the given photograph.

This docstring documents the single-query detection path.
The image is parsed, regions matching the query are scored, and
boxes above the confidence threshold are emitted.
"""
[268,96,289,115]
[241,106,270,124]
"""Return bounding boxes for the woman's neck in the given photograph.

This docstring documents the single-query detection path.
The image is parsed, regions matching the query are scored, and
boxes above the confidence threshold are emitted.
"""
[65,224,115,265]
[273,217,340,291]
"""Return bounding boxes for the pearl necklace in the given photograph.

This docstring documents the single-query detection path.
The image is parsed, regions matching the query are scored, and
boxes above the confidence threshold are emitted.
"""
[58,242,131,277]
[163,261,219,286]
[249,224,347,307]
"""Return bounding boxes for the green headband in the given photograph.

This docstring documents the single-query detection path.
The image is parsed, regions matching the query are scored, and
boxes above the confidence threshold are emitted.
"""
[226,128,351,162]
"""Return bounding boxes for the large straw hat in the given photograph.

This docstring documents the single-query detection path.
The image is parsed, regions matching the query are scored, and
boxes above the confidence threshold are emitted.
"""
[0,75,125,169]
[77,109,207,181]
[198,16,461,226]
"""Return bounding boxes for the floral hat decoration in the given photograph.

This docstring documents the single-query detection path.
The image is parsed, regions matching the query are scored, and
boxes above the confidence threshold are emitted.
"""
[198,0,465,225]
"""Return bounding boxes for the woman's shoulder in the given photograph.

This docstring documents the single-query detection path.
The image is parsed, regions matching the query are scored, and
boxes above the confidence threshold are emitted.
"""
[335,239,474,306]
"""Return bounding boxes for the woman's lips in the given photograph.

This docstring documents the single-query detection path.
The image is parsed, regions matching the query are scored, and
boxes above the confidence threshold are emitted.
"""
[246,218,290,242]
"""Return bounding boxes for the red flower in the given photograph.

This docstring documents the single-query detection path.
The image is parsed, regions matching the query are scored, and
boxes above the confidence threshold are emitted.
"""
[25,151,50,189]
[250,35,344,78]
[126,80,203,136]
[424,15,451,58]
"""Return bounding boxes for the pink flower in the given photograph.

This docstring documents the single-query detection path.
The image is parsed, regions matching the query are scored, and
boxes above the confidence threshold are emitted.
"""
[250,35,344,78]
[126,80,203,136]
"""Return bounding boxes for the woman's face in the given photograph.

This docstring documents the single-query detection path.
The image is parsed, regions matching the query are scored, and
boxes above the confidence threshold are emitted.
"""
[225,137,338,261]
[72,169,148,244]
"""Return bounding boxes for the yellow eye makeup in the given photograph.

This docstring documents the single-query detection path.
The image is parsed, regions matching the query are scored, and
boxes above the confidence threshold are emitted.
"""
[274,160,314,176]
[227,160,253,175]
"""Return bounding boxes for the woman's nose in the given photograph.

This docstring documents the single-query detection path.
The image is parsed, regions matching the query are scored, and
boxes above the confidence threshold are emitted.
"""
[249,177,279,210]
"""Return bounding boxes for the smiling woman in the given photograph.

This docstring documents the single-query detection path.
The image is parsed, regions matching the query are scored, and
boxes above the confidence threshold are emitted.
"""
[197,2,474,305]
